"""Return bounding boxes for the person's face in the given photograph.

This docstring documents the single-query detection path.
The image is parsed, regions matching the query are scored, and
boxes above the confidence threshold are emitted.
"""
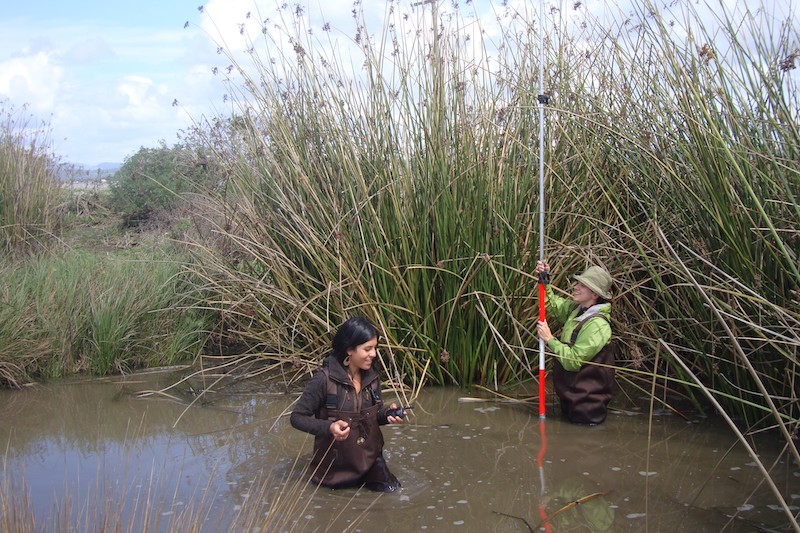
[346,336,378,373]
[572,281,599,308]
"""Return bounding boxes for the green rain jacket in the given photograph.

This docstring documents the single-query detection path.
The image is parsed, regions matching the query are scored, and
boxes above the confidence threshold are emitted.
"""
[543,286,612,372]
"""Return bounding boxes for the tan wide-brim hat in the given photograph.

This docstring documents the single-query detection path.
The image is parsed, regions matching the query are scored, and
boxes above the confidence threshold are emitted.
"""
[574,266,613,300]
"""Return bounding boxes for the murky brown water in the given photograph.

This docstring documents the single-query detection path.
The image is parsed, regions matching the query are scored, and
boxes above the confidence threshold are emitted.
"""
[1,370,797,532]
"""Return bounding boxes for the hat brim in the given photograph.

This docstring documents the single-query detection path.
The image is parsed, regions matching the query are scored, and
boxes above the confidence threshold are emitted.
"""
[574,274,612,300]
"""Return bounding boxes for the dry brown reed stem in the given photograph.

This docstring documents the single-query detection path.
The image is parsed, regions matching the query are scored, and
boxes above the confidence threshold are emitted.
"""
[658,226,800,468]
[4,417,376,532]
[2,439,226,532]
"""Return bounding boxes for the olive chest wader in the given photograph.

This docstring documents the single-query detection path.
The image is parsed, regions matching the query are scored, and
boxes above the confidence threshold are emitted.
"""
[310,368,399,491]
[552,313,616,425]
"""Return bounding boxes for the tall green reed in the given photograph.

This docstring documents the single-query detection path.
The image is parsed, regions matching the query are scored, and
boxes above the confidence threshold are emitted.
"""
[190,1,550,392]
[188,0,797,435]
[0,100,62,253]
[536,0,800,479]
[553,0,799,428]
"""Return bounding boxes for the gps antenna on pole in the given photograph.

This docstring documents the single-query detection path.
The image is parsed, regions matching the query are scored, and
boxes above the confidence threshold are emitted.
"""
[537,0,549,420]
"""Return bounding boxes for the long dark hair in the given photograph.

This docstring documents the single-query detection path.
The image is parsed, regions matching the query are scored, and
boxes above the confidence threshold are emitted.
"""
[331,316,378,365]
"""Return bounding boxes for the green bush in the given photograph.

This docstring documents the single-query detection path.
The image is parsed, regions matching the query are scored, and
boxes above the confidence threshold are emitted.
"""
[109,143,216,225]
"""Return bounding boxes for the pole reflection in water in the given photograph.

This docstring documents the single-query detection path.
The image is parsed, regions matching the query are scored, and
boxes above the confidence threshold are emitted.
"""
[0,373,797,532]
[537,419,552,533]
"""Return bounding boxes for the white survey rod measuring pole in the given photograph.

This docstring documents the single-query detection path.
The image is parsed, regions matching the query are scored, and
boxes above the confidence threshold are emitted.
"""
[537,0,549,419]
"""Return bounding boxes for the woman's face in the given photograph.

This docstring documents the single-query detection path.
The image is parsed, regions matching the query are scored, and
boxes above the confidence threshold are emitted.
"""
[572,280,599,308]
[346,336,379,374]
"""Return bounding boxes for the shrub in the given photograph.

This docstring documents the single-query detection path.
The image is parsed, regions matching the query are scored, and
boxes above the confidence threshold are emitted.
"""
[109,143,216,226]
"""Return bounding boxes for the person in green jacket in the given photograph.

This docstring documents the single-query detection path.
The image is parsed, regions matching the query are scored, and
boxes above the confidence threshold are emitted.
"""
[535,260,615,424]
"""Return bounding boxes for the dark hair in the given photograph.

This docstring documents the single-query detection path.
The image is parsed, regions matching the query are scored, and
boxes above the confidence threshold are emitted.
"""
[331,316,379,365]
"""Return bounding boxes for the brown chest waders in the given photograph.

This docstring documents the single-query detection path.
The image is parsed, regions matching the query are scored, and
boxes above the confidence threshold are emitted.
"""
[552,314,616,425]
[309,369,399,491]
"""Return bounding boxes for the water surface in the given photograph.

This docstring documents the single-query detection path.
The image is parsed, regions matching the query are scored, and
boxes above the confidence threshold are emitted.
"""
[1,370,797,531]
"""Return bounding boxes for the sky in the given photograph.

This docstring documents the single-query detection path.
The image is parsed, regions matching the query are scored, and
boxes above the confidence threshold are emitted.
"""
[1,0,456,166]
[1,1,796,166]
[1,1,223,165]
[1,0,469,166]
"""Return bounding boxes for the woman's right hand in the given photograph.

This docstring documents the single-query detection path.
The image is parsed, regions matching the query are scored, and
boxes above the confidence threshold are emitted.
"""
[329,419,350,441]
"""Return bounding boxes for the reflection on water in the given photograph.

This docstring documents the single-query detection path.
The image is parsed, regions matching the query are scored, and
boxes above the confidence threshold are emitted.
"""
[1,371,797,532]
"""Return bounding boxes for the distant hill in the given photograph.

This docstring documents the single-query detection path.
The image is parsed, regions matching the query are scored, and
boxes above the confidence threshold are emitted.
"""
[58,162,121,183]
[94,162,122,171]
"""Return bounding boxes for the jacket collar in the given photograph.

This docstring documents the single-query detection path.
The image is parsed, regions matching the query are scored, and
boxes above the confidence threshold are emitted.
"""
[571,302,611,322]
[323,355,380,387]
[576,303,609,322]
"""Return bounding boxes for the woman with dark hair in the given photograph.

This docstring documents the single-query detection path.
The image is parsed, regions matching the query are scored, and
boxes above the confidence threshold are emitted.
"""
[290,316,403,491]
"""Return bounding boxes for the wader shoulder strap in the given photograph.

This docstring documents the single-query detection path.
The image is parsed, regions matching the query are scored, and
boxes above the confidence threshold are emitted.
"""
[569,312,609,346]
[319,367,381,418]
[324,368,338,411]
[315,368,339,421]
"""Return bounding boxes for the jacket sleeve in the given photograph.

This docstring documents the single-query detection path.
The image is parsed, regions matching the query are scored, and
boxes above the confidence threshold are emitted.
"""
[290,370,334,437]
[546,316,612,372]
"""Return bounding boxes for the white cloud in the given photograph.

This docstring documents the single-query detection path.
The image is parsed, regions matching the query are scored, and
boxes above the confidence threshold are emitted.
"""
[117,75,155,109]
[0,15,224,164]
[0,51,63,112]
